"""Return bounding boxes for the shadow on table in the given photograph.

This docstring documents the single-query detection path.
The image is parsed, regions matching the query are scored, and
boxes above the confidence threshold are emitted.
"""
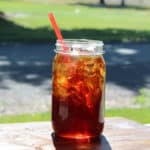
[51,133,112,150]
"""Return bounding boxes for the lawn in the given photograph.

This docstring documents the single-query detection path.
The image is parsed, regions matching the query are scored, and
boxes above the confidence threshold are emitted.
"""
[0,108,150,124]
[0,0,150,42]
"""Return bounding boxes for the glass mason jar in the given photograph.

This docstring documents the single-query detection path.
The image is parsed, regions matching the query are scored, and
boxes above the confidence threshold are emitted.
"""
[52,39,106,140]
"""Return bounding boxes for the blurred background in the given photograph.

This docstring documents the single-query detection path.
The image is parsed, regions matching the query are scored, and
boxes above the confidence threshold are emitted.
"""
[0,0,150,123]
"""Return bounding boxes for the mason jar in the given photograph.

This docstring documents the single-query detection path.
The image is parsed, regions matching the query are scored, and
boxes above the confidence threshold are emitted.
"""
[52,39,106,140]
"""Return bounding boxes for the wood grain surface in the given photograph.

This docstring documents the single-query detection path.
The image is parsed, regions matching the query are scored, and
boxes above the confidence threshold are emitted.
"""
[0,117,150,150]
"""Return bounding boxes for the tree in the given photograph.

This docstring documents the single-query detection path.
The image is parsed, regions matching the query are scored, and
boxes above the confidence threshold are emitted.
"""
[121,0,125,7]
[99,0,105,5]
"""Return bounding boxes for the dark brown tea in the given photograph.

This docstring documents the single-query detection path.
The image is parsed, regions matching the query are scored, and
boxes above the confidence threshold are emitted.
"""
[52,40,106,140]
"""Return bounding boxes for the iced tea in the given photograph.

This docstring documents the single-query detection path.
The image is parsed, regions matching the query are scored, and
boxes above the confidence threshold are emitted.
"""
[52,39,106,140]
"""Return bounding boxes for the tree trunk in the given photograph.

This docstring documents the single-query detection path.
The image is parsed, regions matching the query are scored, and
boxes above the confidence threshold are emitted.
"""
[100,0,105,5]
[121,0,125,7]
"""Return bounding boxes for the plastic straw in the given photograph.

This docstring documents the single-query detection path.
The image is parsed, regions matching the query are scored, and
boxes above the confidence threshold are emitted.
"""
[48,13,67,50]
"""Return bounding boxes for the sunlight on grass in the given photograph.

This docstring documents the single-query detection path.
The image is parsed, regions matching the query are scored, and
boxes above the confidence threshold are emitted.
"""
[0,112,51,124]
[0,1,150,42]
[134,88,150,107]
[106,108,150,124]
[0,1,150,30]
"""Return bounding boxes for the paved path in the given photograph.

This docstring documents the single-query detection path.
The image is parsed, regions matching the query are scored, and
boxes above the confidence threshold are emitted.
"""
[0,42,150,114]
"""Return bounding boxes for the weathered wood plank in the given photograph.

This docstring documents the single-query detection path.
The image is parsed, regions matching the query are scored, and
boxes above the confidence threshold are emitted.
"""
[0,117,150,150]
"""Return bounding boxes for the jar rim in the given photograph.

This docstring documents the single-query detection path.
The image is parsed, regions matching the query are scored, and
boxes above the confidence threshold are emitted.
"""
[55,39,104,55]
[56,39,103,46]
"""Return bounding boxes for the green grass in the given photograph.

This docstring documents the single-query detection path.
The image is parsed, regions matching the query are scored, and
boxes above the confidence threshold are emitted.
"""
[106,108,150,124]
[0,0,150,42]
[0,108,150,124]
[134,88,150,107]
[0,112,51,124]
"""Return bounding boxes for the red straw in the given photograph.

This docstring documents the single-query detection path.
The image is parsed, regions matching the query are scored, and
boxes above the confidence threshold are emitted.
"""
[48,13,67,50]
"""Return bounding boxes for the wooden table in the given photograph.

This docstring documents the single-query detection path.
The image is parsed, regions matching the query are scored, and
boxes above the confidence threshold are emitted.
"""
[0,117,150,150]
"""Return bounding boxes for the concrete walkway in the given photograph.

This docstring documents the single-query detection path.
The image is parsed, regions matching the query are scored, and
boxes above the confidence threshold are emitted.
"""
[0,42,150,114]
